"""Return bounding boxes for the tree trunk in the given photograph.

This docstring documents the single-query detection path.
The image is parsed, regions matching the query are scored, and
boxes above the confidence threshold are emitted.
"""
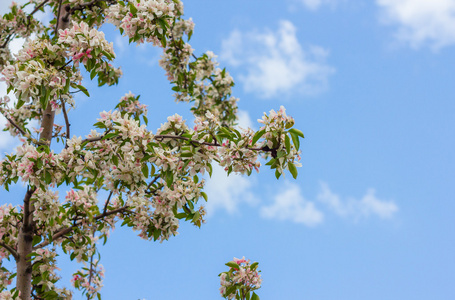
[15,2,71,299]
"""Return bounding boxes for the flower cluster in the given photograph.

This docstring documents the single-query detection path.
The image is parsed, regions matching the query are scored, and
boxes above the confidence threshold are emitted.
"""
[0,1,42,44]
[31,188,64,233]
[0,205,19,260]
[1,37,82,112]
[171,18,194,40]
[32,248,58,289]
[256,106,303,179]
[219,257,262,300]
[58,21,115,68]
[107,0,181,46]
[115,91,148,123]
[71,260,104,299]
[14,143,62,187]
[159,39,239,125]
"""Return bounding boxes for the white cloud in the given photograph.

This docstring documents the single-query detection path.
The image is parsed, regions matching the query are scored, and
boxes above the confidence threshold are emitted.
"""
[204,164,258,216]
[377,0,455,49]
[298,0,339,10]
[0,83,19,155]
[317,182,399,219]
[115,35,128,54]
[260,182,324,227]
[236,109,254,130]
[220,20,335,99]
[0,115,18,153]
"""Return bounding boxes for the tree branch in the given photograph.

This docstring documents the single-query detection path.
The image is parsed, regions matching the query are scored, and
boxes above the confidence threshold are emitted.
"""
[27,0,50,24]
[34,206,130,250]
[154,134,220,147]
[23,186,37,230]
[4,115,28,137]
[80,130,110,144]
[62,0,115,21]
[0,242,19,261]
[0,34,14,49]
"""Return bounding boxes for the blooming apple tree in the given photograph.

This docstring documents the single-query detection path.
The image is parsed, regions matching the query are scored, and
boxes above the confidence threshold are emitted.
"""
[0,0,304,299]
[220,257,262,300]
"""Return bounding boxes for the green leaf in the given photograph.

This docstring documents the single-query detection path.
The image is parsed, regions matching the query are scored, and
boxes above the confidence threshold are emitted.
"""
[175,213,186,219]
[193,175,198,184]
[290,132,300,151]
[250,262,259,270]
[153,229,161,241]
[103,132,118,140]
[275,169,281,179]
[265,158,276,166]
[63,77,70,94]
[160,34,167,48]
[180,152,193,158]
[285,134,291,154]
[90,69,97,80]
[16,98,25,109]
[112,155,119,166]
[44,171,52,184]
[157,18,168,30]
[288,162,298,179]
[251,292,260,300]
[192,211,200,223]
[252,129,265,146]
[32,235,42,247]
[276,150,286,158]
[200,191,208,202]
[225,261,240,269]
[207,163,213,177]
[165,171,174,187]
[289,128,304,138]
[40,86,51,109]
[142,164,149,178]
[220,126,233,139]
[76,85,90,97]
[226,286,236,297]
[150,164,156,176]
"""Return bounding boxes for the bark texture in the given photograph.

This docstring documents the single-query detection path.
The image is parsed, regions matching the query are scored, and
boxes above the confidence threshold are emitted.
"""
[15,3,71,299]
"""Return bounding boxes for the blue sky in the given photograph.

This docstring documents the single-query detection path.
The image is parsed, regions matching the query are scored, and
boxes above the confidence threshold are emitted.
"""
[1,0,455,299]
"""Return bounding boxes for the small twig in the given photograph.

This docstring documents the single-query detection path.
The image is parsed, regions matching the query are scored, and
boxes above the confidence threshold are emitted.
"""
[87,253,94,300]
[102,191,113,214]
[154,134,275,153]
[86,229,97,300]
[58,59,73,70]
[27,0,50,24]
[154,134,219,147]
[0,242,19,261]
[61,101,70,140]
[4,115,28,136]
[146,175,160,191]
